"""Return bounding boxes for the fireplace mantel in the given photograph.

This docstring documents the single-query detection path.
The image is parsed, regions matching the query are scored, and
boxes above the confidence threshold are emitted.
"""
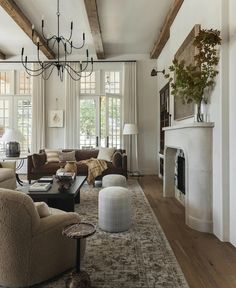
[163,123,214,233]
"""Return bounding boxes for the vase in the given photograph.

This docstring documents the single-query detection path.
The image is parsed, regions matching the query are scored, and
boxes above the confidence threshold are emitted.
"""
[196,102,204,122]
[64,161,77,174]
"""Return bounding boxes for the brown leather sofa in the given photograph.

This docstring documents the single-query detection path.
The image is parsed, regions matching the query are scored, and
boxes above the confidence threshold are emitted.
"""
[27,149,127,183]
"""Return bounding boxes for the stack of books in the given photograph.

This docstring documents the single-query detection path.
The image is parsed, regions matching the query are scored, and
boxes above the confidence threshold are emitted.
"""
[38,177,53,184]
[29,182,51,192]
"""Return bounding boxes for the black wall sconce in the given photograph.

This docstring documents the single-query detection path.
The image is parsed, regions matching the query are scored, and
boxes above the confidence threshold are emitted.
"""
[151,68,165,76]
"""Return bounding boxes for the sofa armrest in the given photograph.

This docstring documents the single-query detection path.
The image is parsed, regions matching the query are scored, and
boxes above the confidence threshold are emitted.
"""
[122,153,127,178]
[34,212,80,236]
[0,161,16,170]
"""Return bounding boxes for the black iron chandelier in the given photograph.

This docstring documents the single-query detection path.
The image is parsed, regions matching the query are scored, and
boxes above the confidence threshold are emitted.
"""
[21,0,93,81]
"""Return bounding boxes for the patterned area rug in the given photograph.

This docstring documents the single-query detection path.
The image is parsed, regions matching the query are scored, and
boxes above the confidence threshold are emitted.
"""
[35,179,188,288]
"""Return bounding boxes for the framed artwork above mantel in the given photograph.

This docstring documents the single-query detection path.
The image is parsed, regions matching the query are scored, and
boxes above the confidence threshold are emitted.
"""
[174,24,201,121]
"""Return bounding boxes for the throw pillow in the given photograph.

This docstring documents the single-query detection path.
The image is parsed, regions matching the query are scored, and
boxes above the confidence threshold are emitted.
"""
[59,151,76,162]
[112,151,122,167]
[97,147,116,162]
[32,153,46,168]
[45,149,61,163]
[34,202,51,218]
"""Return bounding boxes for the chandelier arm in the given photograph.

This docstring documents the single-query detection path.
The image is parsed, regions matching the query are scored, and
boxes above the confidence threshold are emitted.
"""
[64,66,81,81]
[21,53,45,73]
[24,62,53,74]
[64,61,93,78]
[51,38,58,50]
[64,63,82,76]
[71,39,85,50]
[71,32,85,50]
[42,65,56,80]
[42,28,56,43]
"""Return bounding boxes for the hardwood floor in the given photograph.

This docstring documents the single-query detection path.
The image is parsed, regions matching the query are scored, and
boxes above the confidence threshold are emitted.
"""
[138,175,236,288]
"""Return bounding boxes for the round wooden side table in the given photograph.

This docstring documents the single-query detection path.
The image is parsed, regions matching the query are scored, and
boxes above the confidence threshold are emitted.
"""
[62,222,96,288]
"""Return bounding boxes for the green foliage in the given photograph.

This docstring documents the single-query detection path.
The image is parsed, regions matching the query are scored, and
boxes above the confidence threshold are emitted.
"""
[165,28,221,106]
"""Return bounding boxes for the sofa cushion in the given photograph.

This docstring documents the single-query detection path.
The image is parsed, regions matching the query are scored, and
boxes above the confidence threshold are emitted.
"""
[32,153,46,168]
[45,149,61,163]
[34,202,51,218]
[59,151,76,162]
[97,147,116,162]
[75,149,98,161]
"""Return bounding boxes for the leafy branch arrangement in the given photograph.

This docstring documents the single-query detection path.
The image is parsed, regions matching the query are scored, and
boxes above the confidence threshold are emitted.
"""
[165,28,221,121]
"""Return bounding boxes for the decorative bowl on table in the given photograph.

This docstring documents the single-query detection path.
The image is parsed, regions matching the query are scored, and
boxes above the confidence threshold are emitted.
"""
[56,171,76,191]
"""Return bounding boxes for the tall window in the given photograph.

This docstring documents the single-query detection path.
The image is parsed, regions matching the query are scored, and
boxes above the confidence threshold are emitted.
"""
[0,70,32,154]
[79,70,122,149]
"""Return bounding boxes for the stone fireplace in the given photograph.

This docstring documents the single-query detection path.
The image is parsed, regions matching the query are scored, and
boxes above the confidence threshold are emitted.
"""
[163,122,214,233]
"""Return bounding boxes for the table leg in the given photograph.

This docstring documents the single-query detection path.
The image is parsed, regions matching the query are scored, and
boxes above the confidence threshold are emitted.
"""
[65,239,91,288]
[16,173,24,186]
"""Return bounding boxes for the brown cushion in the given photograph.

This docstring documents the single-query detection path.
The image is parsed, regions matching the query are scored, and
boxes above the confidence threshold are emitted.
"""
[32,153,46,168]
[76,150,99,161]
[112,151,122,167]
[59,151,76,162]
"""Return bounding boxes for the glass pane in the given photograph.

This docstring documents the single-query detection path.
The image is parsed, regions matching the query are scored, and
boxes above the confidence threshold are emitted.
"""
[80,72,96,94]
[0,72,11,95]
[19,71,32,95]
[17,98,32,153]
[79,98,96,148]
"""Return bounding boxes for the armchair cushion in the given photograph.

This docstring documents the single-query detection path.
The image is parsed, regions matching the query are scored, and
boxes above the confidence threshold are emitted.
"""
[34,202,51,218]
[0,160,16,170]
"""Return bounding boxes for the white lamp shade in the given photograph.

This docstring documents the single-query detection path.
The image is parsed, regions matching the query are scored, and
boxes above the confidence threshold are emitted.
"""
[1,128,25,142]
[123,123,138,135]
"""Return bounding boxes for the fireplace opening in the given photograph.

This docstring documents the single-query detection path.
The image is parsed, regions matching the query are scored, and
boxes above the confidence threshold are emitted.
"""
[177,155,185,194]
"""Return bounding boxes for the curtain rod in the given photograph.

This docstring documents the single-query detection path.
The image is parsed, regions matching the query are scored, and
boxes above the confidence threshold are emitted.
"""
[0,60,137,64]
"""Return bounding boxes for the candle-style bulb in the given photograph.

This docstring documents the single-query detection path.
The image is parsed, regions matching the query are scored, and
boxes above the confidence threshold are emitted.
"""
[71,41,73,47]
[86,49,89,58]
[80,61,82,70]
[71,21,73,30]
[25,56,27,63]
[32,24,34,30]
[91,57,93,64]
[36,37,40,43]
[21,47,24,56]
[83,33,85,41]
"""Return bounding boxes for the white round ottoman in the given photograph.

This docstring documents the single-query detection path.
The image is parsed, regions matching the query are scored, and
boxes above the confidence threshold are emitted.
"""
[98,186,131,232]
[102,174,127,188]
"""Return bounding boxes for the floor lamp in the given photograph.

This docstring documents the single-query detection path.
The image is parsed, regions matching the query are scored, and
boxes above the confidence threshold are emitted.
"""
[123,123,138,176]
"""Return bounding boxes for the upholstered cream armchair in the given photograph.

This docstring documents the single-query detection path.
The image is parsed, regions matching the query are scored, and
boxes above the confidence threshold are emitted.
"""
[0,188,80,287]
[0,160,16,189]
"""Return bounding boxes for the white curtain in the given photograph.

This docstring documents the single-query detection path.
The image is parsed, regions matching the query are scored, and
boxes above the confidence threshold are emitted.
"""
[31,64,45,153]
[122,62,139,173]
[64,64,79,148]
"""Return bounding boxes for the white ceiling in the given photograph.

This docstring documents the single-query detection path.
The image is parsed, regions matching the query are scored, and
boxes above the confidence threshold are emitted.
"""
[0,0,173,60]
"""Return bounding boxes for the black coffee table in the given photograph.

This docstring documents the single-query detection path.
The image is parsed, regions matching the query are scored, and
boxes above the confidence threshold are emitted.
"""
[20,176,87,212]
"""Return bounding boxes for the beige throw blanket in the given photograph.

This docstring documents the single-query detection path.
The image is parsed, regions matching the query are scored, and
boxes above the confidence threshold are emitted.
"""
[79,158,108,185]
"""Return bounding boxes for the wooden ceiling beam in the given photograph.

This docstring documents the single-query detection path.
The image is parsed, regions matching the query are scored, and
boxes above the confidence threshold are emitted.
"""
[84,0,105,59]
[0,50,6,60]
[150,0,184,59]
[0,0,55,59]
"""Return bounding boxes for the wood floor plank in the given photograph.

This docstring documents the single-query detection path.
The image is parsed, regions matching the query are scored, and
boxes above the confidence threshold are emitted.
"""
[138,175,236,288]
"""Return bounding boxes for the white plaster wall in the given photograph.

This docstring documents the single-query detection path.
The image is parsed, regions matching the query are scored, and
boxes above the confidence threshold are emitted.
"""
[229,0,236,246]
[156,0,230,241]
[136,58,158,175]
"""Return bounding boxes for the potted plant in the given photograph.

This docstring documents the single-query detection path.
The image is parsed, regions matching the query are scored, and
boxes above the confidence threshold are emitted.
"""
[165,28,221,122]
